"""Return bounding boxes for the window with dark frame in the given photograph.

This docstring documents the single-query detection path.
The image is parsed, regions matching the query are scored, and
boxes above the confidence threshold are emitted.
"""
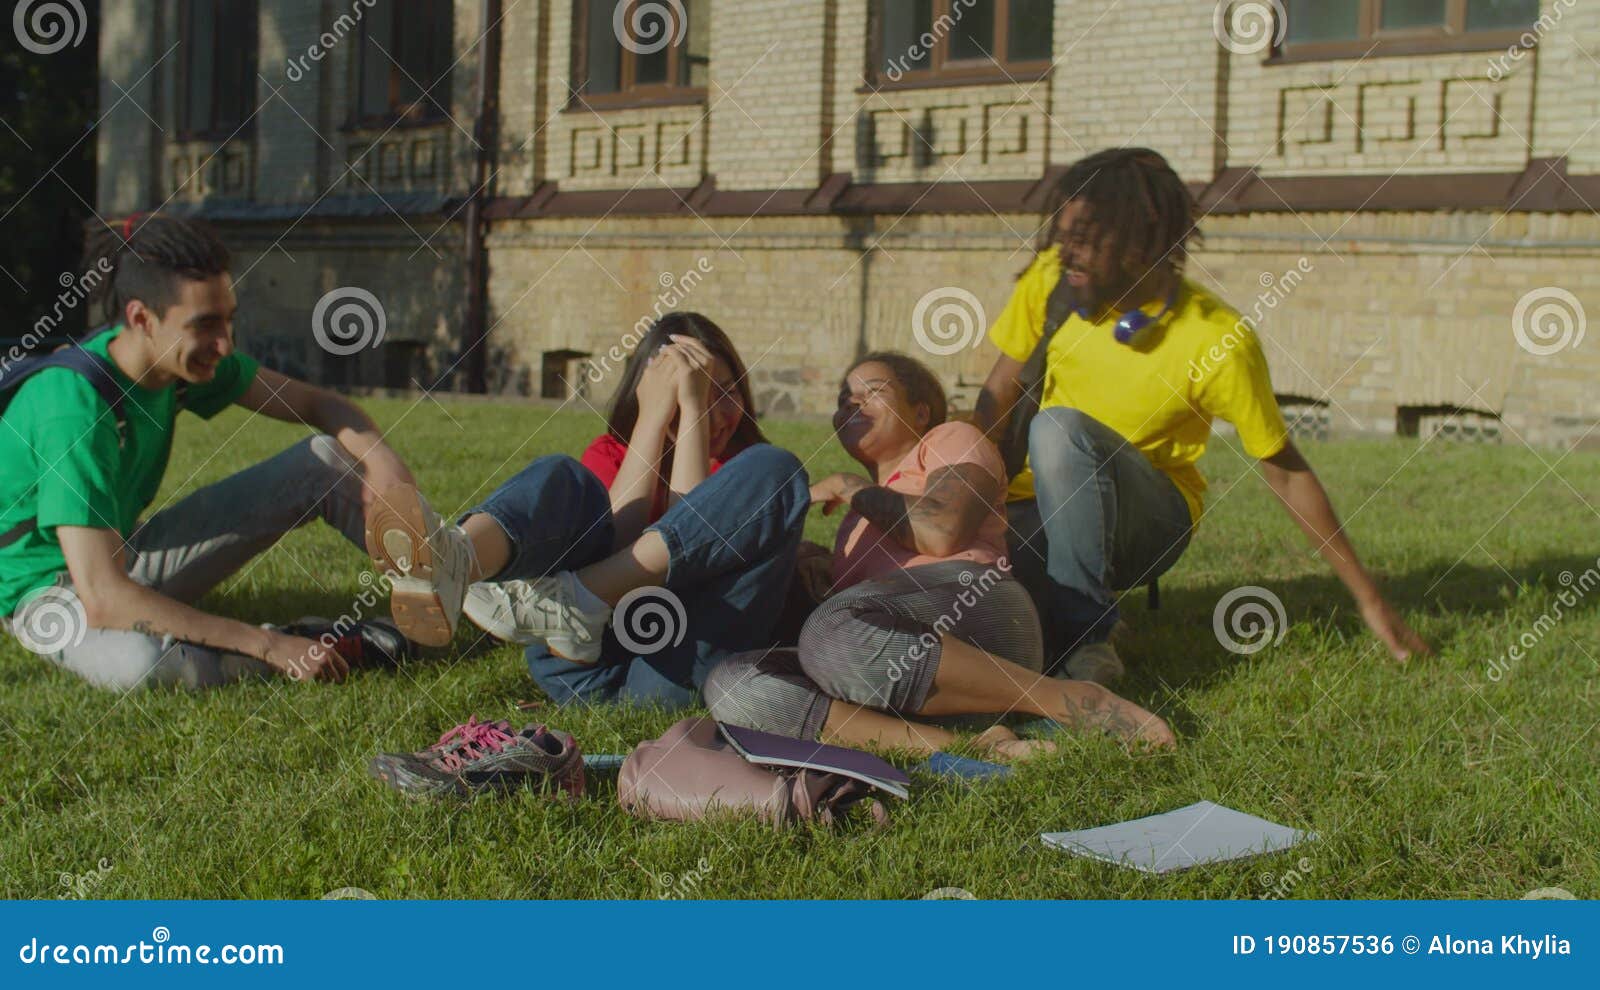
[355,0,454,125]
[178,0,259,138]
[571,0,709,109]
[870,0,1053,89]
[1278,0,1542,60]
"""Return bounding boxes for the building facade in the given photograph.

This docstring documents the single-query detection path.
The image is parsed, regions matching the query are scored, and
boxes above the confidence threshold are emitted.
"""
[95,0,1600,447]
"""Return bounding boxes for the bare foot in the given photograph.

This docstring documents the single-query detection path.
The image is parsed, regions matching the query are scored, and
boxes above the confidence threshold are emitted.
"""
[973,725,1058,763]
[1049,682,1177,752]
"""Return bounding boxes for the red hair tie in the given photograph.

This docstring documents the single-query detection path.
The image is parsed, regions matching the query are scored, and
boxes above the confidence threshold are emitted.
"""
[121,212,143,240]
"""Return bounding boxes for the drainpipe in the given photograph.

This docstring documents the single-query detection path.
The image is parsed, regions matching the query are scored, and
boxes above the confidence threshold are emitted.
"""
[461,0,503,393]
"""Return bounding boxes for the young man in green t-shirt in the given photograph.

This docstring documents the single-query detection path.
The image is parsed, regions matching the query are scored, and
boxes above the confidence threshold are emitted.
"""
[0,215,418,690]
[973,148,1430,683]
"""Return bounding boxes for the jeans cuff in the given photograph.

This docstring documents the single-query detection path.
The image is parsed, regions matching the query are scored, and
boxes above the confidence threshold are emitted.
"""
[648,519,689,586]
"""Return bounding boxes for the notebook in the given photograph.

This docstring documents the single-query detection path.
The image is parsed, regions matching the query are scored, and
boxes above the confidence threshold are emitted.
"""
[923,751,1013,781]
[716,722,911,799]
[1041,800,1316,873]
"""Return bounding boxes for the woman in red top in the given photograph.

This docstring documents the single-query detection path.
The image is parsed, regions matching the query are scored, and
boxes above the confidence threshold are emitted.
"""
[704,351,1175,758]
[368,312,810,708]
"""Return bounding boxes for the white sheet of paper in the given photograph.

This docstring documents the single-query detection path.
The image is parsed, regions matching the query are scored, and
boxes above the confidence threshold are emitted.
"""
[1041,800,1315,874]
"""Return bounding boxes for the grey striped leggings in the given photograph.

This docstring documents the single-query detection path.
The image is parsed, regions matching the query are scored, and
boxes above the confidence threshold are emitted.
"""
[703,560,1043,740]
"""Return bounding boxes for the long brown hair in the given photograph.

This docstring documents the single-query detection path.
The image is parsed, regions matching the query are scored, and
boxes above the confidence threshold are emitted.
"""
[605,311,765,466]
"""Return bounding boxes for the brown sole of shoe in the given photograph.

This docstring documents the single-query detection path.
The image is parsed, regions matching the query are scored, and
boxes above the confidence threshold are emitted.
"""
[364,485,453,648]
[547,645,600,665]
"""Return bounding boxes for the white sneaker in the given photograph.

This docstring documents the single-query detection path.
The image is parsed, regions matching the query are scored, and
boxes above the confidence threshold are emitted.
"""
[462,573,610,663]
[462,582,518,642]
[364,484,476,648]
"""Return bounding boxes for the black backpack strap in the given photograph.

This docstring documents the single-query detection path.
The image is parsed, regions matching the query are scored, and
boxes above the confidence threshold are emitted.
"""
[0,346,126,426]
[0,517,32,550]
[0,348,128,551]
[1000,270,1080,479]
[1041,268,1080,342]
[33,348,127,428]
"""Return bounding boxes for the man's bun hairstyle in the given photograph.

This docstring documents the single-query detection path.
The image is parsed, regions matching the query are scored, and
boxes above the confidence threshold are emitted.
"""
[81,213,231,324]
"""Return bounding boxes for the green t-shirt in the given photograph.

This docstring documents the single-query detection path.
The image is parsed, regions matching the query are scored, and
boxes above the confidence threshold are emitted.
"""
[0,327,259,614]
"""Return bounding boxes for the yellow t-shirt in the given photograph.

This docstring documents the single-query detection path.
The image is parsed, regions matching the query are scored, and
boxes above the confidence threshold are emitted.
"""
[988,248,1289,524]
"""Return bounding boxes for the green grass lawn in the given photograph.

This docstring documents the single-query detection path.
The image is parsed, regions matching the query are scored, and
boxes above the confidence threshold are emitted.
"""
[2,397,1596,899]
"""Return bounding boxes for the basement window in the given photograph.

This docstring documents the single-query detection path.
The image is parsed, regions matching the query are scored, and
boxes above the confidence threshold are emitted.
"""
[541,349,593,400]
[1397,405,1503,444]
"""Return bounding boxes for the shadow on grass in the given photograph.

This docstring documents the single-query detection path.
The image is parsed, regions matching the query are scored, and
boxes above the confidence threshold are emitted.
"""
[1113,552,1600,733]
[169,551,1599,746]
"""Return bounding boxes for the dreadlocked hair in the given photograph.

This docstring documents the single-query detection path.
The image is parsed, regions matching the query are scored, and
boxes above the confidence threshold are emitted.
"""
[80,213,231,326]
[1028,147,1200,282]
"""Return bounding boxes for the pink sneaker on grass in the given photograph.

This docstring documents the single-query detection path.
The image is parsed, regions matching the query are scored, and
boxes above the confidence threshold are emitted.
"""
[369,716,584,799]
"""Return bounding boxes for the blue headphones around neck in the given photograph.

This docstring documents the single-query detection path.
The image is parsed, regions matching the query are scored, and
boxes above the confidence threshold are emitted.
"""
[1078,286,1180,345]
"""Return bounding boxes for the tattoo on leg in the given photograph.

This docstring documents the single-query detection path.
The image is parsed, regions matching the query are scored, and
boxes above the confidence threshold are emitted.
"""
[130,619,230,654]
[1060,686,1142,740]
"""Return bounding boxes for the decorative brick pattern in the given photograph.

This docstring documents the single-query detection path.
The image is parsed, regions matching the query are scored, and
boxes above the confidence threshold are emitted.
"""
[166,140,255,200]
[93,1,1600,450]
[344,126,454,195]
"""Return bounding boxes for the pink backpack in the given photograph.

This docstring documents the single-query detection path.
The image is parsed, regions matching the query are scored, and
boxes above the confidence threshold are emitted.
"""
[617,718,889,827]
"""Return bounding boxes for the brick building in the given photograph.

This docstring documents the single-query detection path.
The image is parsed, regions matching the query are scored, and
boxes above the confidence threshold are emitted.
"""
[95,0,1599,447]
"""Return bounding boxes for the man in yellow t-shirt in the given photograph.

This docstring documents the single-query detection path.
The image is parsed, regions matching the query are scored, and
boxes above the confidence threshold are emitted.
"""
[974,148,1429,683]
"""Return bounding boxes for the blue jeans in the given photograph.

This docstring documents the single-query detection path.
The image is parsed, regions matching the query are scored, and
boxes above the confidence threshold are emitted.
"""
[1006,407,1192,672]
[467,444,810,709]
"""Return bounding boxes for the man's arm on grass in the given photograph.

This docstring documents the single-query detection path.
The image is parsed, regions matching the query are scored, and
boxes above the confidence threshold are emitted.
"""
[56,526,347,681]
[235,368,414,504]
[842,463,1003,559]
[1258,441,1432,662]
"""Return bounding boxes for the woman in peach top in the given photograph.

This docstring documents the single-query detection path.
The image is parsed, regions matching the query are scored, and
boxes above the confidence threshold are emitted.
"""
[705,352,1175,759]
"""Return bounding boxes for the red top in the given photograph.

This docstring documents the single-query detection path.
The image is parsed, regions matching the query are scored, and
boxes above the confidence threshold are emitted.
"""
[580,433,728,523]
